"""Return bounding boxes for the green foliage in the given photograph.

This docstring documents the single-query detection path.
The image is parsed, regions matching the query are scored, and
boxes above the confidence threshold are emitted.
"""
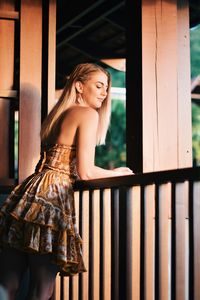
[95,66,126,169]
[191,25,200,166]
[95,100,126,169]
[192,103,200,165]
[106,67,125,87]
[190,25,200,78]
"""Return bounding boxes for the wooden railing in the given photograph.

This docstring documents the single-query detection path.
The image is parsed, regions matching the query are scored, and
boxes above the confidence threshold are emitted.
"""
[54,167,200,300]
[1,167,200,300]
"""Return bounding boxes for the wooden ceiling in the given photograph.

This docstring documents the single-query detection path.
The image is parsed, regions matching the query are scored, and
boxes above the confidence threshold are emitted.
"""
[56,0,200,88]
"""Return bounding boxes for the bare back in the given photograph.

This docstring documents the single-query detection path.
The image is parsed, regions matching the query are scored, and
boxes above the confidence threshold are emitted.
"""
[56,106,96,146]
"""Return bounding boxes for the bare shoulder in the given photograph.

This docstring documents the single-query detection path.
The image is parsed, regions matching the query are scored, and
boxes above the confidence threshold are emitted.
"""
[67,106,99,123]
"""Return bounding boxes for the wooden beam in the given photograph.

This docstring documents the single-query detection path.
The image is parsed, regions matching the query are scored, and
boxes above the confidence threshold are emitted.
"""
[126,0,143,173]
[0,10,19,20]
[177,0,192,168]
[191,93,200,100]
[0,90,17,98]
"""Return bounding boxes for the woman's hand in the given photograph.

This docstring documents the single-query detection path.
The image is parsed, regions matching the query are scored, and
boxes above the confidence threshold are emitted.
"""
[113,167,134,176]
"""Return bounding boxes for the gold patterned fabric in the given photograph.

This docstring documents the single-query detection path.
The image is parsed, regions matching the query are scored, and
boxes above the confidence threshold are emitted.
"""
[0,144,86,276]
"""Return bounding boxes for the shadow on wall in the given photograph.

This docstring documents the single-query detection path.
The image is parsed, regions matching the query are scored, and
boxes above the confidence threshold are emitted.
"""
[19,83,41,180]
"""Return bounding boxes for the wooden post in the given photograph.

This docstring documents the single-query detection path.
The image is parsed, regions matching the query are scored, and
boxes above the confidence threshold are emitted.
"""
[19,0,42,181]
[19,0,56,181]
[0,1,15,179]
[126,0,192,172]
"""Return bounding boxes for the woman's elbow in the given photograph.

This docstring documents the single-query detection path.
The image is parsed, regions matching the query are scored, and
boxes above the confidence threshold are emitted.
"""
[77,168,93,180]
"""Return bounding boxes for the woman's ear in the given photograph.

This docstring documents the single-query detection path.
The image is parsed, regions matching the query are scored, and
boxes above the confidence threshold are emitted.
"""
[75,81,83,93]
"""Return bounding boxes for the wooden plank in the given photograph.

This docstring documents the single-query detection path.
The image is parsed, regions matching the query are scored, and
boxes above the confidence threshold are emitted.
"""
[19,0,42,181]
[0,2,15,90]
[144,184,155,300]
[142,0,180,171]
[91,189,100,300]
[175,182,189,300]
[0,90,17,98]
[126,1,143,172]
[63,277,69,300]
[0,3,15,179]
[81,190,89,300]
[47,0,56,112]
[193,182,200,300]
[102,188,111,300]
[177,0,192,168]
[0,10,19,20]
[55,275,61,300]
[126,186,141,300]
[72,191,80,300]
[159,183,171,300]
[112,189,119,300]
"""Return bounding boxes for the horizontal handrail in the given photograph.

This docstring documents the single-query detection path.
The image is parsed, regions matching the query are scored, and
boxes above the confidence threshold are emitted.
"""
[74,166,200,190]
[1,167,200,194]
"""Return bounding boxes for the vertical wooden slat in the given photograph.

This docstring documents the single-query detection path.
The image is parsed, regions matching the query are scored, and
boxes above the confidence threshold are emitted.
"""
[19,0,42,181]
[71,191,80,300]
[159,183,171,300]
[144,184,155,300]
[91,189,100,300]
[177,0,192,168]
[112,189,119,300]
[175,182,189,300]
[63,277,69,300]
[0,1,15,89]
[47,0,56,112]
[127,186,141,300]
[102,188,111,300]
[193,182,200,300]
[81,190,89,300]
[55,275,61,300]
[0,0,15,178]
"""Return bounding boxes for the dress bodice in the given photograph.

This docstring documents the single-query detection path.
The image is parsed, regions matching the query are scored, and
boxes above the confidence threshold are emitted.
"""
[35,144,78,180]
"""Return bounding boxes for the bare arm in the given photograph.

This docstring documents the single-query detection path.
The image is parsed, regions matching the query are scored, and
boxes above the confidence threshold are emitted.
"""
[76,108,133,180]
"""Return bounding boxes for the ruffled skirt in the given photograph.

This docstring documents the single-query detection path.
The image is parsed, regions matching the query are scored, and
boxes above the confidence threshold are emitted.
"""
[0,168,86,276]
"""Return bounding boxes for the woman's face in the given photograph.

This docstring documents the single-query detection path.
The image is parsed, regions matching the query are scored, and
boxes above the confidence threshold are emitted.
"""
[77,71,108,109]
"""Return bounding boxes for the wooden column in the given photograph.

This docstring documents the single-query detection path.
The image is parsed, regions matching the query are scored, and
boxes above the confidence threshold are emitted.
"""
[42,0,56,120]
[142,0,192,172]
[0,1,15,179]
[19,0,56,181]
[19,0,42,181]
[126,0,192,172]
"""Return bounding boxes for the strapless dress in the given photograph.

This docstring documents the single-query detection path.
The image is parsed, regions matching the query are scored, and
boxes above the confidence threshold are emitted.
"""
[0,144,86,275]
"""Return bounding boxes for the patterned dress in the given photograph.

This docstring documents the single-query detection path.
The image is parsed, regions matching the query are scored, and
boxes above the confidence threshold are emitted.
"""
[0,144,86,276]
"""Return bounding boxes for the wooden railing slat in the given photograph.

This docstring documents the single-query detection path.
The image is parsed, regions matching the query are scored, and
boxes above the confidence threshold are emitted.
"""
[102,189,111,300]
[91,189,100,300]
[159,183,172,300]
[127,186,141,300]
[193,182,200,300]
[81,190,89,300]
[175,182,189,300]
[72,191,80,300]
[144,184,155,300]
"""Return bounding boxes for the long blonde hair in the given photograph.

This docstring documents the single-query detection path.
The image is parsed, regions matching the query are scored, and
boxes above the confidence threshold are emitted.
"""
[41,63,111,146]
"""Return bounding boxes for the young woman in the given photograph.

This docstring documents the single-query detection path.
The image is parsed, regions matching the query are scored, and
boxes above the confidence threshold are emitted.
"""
[0,63,133,300]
